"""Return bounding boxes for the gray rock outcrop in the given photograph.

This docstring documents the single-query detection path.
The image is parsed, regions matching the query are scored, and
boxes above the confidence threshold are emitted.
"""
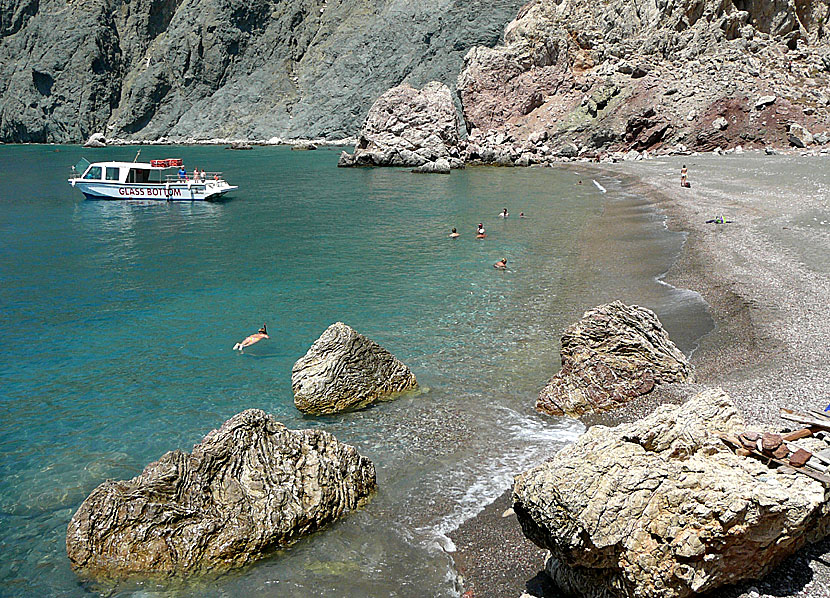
[537,301,692,417]
[338,82,460,168]
[0,0,526,142]
[292,322,417,415]
[66,409,376,579]
[514,388,830,598]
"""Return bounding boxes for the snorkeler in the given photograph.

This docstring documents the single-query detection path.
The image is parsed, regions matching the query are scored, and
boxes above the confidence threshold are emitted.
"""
[494,258,507,269]
[233,324,269,352]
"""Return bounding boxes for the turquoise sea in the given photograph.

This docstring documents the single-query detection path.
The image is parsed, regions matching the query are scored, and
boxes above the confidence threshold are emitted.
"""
[0,145,711,597]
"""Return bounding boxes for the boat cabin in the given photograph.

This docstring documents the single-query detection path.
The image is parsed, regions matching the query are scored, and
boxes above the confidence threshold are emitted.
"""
[76,158,186,185]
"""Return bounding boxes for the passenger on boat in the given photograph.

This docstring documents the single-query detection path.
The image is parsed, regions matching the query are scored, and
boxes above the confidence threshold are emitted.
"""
[178,166,186,180]
[233,324,269,352]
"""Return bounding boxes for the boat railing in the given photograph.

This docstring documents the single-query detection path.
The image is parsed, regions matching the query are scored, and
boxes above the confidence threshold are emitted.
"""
[164,172,225,184]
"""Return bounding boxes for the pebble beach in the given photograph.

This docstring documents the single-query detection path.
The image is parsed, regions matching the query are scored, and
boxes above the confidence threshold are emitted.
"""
[450,152,830,598]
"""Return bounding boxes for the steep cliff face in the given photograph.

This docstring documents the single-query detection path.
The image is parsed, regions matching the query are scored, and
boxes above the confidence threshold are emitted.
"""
[457,0,830,155]
[0,0,526,142]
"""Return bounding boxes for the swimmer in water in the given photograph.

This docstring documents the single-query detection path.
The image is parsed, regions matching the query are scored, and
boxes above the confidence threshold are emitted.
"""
[520,212,525,218]
[233,324,269,352]
[499,208,509,218]
[476,223,486,239]
[449,227,460,238]
[578,180,583,185]
[494,258,507,269]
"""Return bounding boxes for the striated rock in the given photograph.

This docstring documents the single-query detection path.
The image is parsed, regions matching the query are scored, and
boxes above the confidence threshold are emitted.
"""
[411,158,451,174]
[83,132,107,148]
[338,82,460,168]
[788,123,814,147]
[537,301,692,417]
[292,322,417,415]
[514,389,830,598]
[66,409,376,580]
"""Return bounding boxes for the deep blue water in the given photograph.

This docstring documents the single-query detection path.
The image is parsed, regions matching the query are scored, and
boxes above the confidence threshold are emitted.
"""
[0,145,711,597]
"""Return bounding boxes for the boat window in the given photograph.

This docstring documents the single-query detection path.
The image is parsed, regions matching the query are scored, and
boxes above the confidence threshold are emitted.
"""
[105,167,119,181]
[83,166,102,180]
[127,169,150,183]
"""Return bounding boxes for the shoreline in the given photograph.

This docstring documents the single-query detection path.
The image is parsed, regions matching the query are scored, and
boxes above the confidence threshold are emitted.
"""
[449,153,830,597]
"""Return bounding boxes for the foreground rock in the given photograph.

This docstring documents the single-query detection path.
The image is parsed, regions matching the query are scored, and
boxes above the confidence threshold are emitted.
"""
[514,389,830,598]
[338,82,461,168]
[537,301,692,417]
[292,322,417,414]
[66,409,376,579]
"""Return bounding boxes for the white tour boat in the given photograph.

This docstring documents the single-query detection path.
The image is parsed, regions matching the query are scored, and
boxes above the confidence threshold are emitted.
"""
[68,157,238,201]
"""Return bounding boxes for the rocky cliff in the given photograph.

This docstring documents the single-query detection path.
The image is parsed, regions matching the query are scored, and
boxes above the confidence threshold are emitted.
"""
[457,0,830,157]
[0,0,526,142]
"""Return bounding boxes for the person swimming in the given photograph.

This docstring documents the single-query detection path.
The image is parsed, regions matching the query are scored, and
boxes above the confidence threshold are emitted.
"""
[449,227,460,238]
[520,212,525,218]
[476,223,486,238]
[494,258,507,269]
[233,324,269,352]
[499,208,509,218]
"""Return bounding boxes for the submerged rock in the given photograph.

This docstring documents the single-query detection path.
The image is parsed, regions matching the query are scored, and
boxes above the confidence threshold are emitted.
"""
[66,409,376,579]
[338,82,460,168]
[537,301,692,417]
[292,322,417,414]
[514,389,830,598]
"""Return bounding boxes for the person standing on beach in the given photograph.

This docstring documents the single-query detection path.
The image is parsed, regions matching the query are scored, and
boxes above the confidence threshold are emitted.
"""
[681,165,688,187]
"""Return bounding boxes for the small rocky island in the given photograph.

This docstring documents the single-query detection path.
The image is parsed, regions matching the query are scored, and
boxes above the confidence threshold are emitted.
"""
[537,301,693,417]
[292,322,418,415]
[66,409,376,580]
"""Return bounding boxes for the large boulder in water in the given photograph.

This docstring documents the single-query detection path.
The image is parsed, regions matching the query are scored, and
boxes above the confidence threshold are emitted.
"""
[292,322,417,414]
[66,409,376,579]
[537,301,692,417]
[514,388,830,598]
[338,82,461,168]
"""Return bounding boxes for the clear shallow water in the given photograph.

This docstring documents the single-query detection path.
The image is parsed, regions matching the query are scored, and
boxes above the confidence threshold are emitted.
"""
[0,145,711,597]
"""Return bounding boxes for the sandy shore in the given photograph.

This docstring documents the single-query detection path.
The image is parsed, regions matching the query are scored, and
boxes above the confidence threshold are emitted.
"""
[449,152,830,598]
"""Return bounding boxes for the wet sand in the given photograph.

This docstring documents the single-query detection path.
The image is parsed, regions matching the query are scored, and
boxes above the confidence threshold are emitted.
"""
[449,152,830,598]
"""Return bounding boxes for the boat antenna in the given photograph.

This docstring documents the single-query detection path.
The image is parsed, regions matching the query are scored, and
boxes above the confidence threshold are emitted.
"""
[134,149,141,162]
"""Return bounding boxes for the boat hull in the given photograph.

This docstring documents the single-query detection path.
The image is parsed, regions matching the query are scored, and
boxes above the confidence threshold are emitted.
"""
[70,180,237,201]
